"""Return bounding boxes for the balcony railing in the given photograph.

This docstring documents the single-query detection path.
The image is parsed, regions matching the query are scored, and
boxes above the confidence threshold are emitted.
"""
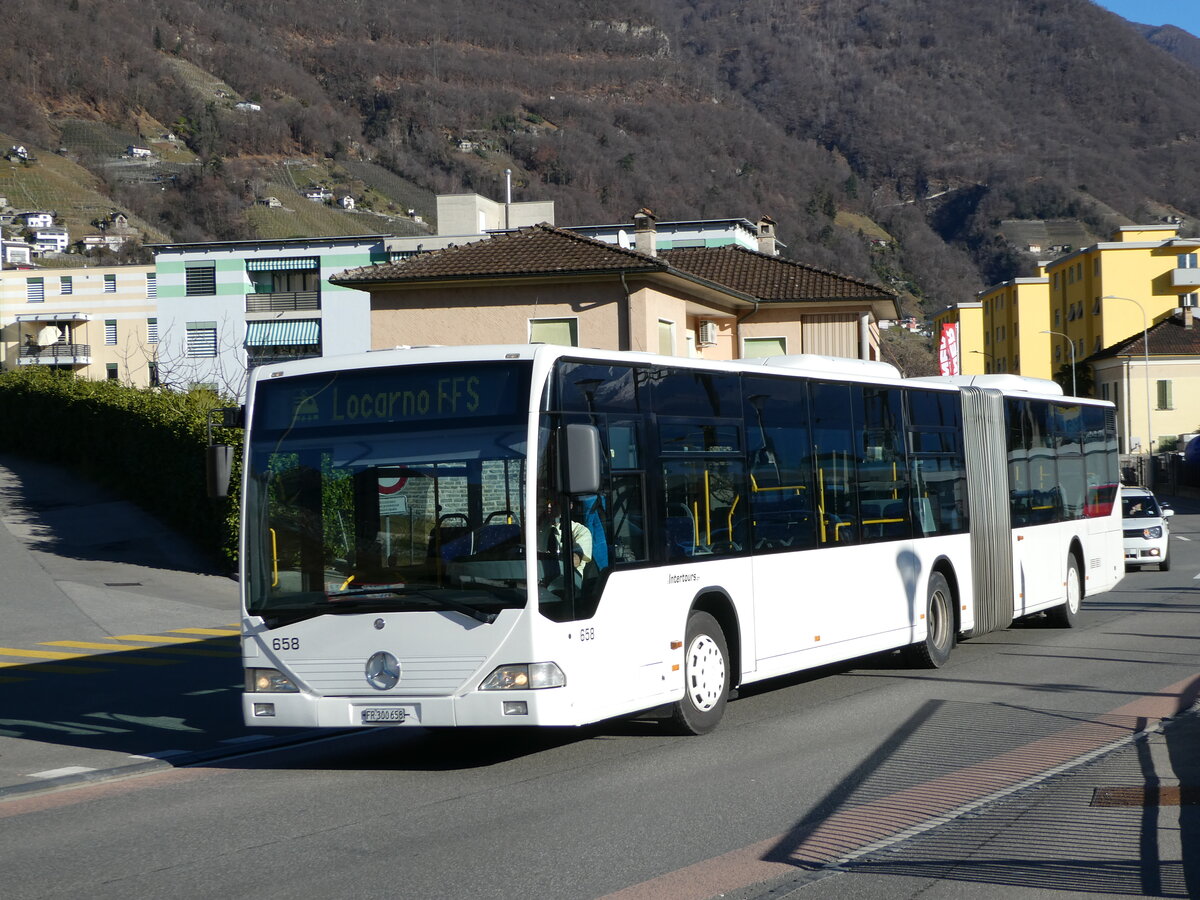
[247,349,322,368]
[18,343,91,365]
[1171,268,1200,288]
[245,291,320,312]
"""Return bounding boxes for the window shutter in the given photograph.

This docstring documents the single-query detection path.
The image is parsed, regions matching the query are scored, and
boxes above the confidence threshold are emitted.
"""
[105,320,117,345]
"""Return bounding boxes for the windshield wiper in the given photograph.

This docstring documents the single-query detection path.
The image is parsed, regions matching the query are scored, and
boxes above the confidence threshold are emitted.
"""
[326,585,497,624]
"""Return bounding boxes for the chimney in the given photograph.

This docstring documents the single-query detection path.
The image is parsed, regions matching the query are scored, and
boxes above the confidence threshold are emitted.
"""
[633,207,657,257]
[1186,307,1194,329]
[757,216,778,256]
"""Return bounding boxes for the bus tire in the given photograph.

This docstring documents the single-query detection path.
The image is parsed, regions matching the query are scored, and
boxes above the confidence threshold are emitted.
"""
[905,572,955,668]
[1047,556,1082,627]
[670,611,730,735]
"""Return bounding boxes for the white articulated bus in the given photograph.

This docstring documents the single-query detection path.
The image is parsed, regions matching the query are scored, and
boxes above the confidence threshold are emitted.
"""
[233,345,1123,734]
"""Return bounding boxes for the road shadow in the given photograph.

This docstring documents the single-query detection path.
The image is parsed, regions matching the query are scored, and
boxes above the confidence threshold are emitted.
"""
[0,452,225,574]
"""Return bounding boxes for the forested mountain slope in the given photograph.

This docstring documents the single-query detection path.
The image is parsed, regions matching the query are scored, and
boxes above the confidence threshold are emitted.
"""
[4,0,1200,316]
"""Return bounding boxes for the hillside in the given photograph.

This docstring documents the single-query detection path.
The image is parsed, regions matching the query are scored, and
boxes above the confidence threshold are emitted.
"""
[4,0,1200,317]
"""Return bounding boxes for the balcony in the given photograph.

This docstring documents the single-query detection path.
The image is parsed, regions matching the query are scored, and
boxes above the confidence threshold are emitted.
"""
[1171,268,1200,288]
[18,343,91,366]
[245,291,320,313]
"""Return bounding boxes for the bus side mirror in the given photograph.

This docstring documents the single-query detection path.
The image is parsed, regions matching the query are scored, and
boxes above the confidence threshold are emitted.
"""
[205,406,244,499]
[561,423,602,495]
[206,444,234,499]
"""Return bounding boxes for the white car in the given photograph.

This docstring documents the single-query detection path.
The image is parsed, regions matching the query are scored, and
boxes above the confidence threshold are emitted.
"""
[1121,486,1173,571]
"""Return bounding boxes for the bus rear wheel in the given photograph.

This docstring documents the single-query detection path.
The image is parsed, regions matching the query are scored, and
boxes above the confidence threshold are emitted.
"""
[670,611,730,735]
[1046,555,1082,627]
[905,572,955,668]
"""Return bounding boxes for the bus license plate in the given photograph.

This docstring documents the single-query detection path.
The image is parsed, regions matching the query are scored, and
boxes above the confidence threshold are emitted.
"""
[361,707,407,724]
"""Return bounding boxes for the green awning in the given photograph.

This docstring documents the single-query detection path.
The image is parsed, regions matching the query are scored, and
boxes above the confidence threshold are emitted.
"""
[246,257,318,272]
[245,320,321,347]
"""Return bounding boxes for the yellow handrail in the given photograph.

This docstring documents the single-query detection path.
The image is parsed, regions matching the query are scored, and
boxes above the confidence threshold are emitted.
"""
[270,528,279,587]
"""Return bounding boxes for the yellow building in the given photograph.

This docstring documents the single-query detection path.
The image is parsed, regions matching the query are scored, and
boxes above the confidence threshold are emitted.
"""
[932,301,984,373]
[976,272,1051,379]
[0,263,159,387]
[958,225,1200,392]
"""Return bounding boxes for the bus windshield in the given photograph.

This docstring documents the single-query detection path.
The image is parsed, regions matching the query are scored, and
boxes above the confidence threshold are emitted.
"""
[243,362,532,624]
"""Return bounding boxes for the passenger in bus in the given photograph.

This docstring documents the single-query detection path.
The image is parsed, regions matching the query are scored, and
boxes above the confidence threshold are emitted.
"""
[538,498,593,591]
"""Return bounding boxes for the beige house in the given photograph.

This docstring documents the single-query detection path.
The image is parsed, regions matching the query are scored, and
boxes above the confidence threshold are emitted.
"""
[1088,308,1200,454]
[333,219,897,361]
[0,263,159,386]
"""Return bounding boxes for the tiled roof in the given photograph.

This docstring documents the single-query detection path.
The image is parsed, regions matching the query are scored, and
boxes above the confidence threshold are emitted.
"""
[332,224,664,283]
[332,224,895,308]
[1089,314,1200,360]
[660,245,893,302]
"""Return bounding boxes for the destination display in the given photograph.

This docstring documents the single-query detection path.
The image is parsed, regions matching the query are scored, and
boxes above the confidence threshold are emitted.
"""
[252,362,531,432]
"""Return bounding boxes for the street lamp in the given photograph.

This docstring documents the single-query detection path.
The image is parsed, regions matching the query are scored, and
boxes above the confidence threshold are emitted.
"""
[1040,329,1076,396]
[970,349,994,373]
[1101,294,1153,464]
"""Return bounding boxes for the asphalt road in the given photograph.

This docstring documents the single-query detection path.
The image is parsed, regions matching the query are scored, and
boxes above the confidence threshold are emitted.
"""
[2,454,1199,899]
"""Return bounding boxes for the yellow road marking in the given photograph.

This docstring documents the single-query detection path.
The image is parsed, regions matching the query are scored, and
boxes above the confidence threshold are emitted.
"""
[111,634,205,644]
[0,647,83,660]
[0,661,108,674]
[42,640,155,651]
[170,627,240,636]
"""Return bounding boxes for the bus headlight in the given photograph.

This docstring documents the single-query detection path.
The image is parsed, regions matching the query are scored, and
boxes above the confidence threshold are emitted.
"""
[246,668,299,693]
[480,662,566,691]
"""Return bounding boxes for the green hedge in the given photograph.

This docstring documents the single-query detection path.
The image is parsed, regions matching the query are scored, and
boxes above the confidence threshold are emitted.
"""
[0,367,242,569]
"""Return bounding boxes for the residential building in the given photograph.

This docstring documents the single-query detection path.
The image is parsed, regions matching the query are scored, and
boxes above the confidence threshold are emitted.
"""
[18,212,54,230]
[332,218,896,361]
[1,263,159,386]
[149,235,389,396]
[1089,308,1200,454]
[975,270,1051,377]
[31,227,70,255]
[932,301,984,373]
[2,241,33,267]
[385,191,555,256]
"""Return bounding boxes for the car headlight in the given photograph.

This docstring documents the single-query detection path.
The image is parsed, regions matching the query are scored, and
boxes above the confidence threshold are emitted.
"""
[480,662,566,690]
[1143,526,1163,539]
[246,667,299,693]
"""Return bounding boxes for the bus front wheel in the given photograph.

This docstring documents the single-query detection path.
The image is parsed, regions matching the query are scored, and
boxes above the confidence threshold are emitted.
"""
[670,611,730,735]
[905,572,955,668]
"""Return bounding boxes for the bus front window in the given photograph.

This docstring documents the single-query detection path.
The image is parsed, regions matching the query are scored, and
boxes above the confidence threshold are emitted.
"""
[244,363,533,624]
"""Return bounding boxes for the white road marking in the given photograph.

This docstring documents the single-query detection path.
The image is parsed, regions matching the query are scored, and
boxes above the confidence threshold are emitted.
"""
[28,766,96,779]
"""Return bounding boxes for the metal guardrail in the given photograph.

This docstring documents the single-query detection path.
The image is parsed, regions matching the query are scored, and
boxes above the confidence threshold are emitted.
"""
[245,292,320,312]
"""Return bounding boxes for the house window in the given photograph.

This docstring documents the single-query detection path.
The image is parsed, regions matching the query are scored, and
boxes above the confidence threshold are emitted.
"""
[528,317,578,346]
[104,274,117,293]
[743,337,786,358]
[148,362,160,387]
[1157,380,1173,410]
[1180,253,1198,269]
[1094,337,1101,353]
[147,318,158,344]
[60,276,72,295]
[146,274,157,298]
[105,319,117,345]
[657,319,676,356]
[1094,258,1101,276]
[1054,309,1061,326]
[1092,298,1100,315]
[1055,346,1062,361]
[185,265,216,296]
[26,278,44,302]
[106,363,119,381]
[1101,383,1110,402]
[185,321,218,357]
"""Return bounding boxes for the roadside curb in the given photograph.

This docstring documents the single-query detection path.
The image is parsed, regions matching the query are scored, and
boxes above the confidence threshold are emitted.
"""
[0,729,336,802]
